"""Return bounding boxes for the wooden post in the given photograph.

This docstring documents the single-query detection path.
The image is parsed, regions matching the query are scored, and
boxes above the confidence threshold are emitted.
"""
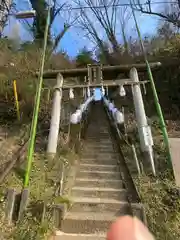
[18,188,29,221]
[5,189,16,225]
[169,138,180,187]
[52,204,65,228]
[131,144,141,176]
[47,74,63,156]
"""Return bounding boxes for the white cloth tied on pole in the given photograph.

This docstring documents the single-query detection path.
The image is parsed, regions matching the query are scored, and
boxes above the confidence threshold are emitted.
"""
[119,85,126,97]
[70,96,94,124]
[103,97,124,124]
[69,88,74,99]
[101,86,105,96]
[87,87,91,97]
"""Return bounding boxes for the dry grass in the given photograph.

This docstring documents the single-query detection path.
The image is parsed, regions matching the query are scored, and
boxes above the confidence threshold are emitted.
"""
[0,39,74,119]
[120,108,180,240]
[0,142,80,239]
[136,176,180,240]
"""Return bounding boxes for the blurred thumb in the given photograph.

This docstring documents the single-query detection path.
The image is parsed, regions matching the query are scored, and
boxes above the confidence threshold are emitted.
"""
[107,215,155,240]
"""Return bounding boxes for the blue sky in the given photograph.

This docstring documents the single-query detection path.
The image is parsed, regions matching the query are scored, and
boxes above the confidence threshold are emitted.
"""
[3,0,160,58]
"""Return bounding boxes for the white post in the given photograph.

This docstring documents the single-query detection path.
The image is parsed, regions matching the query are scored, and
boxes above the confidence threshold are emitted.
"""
[47,73,63,156]
[131,144,141,176]
[130,68,156,176]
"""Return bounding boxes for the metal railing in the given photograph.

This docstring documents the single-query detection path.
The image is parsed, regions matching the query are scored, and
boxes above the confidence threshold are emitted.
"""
[103,101,147,225]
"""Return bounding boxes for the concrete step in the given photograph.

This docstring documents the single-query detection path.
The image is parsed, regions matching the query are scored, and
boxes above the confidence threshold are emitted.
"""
[81,158,118,165]
[84,143,113,148]
[98,139,113,143]
[81,153,118,160]
[71,187,127,201]
[86,132,110,139]
[77,170,121,180]
[86,131,109,134]
[86,127,108,130]
[86,139,112,144]
[85,142,113,146]
[131,203,145,222]
[69,197,130,213]
[86,134,110,137]
[53,232,106,240]
[75,178,124,189]
[61,210,131,234]
[84,149,116,154]
[84,145,114,150]
[87,127,108,130]
[79,163,120,172]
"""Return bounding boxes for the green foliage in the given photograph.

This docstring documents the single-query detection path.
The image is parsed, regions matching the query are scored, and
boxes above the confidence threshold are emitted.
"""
[0,38,73,122]
[30,0,50,45]
[96,42,110,64]
[54,196,72,208]
[29,0,69,50]
[12,209,53,240]
[76,47,95,67]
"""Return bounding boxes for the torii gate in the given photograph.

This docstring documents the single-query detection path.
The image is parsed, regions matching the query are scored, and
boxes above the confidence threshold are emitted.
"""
[42,62,162,176]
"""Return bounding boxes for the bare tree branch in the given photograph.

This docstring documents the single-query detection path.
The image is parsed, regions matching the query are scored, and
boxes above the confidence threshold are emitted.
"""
[133,0,180,28]
[50,1,66,25]
[118,6,132,53]
[74,1,112,63]
[74,0,120,53]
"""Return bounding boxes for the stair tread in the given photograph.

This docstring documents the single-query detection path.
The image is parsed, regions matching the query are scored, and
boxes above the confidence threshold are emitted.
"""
[75,178,124,189]
[78,170,120,174]
[81,158,117,160]
[64,211,122,221]
[54,236,105,239]
[72,187,126,192]
[81,158,118,162]
[77,171,121,179]
[80,164,118,167]
[76,178,122,182]
[80,161,118,165]
[71,197,129,204]
[55,231,106,237]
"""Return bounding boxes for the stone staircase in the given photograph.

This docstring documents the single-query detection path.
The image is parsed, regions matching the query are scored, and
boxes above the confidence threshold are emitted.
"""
[55,102,139,239]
